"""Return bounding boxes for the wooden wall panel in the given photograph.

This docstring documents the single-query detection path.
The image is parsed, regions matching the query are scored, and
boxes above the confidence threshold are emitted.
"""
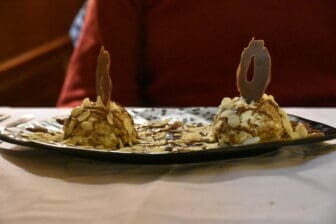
[0,36,72,106]
[0,0,83,61]
[0,0,84,106]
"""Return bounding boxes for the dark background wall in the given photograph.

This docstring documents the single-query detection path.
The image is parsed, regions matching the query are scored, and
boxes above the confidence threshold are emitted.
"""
[0,1,84,106]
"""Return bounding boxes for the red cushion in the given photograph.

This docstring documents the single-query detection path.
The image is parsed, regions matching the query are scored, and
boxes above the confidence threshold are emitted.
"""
[57,0,336,107]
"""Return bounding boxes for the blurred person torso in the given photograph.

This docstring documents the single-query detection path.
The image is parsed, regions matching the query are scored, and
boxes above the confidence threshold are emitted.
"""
[58,0,336,107]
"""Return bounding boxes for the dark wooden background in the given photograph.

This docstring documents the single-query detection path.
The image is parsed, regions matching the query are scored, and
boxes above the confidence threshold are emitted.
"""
[0,1,84,106]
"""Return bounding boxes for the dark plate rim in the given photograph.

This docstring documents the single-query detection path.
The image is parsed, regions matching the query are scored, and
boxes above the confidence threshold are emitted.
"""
[0,113,335,164]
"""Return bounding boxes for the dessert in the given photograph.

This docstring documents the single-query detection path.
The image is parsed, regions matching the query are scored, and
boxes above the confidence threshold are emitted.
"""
[25,111,218,153]
[25,41,323,154]
[62,47,137,149]
[213,39,308,145]
[26,46,217,152]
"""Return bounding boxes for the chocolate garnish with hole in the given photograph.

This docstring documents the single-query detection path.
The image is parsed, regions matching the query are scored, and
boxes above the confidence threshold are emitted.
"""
[236,38,271,103]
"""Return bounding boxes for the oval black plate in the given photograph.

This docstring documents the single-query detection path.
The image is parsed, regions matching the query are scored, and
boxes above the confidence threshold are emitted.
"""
[0,108,335,164]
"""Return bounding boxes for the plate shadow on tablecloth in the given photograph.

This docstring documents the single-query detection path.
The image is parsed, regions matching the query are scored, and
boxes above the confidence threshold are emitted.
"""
[1,142,335,187]
[0,146,173,185]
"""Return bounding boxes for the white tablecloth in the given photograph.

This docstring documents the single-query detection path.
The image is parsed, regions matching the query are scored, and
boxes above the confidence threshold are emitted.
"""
[1,107,335,224]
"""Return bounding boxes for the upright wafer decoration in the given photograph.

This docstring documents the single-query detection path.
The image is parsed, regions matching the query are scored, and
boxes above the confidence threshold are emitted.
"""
[236,38,271,103]
[96,46,112,108]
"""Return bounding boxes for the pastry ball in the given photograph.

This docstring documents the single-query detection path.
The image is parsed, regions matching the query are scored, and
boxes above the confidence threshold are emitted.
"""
[63,97,137,149]
[213,94,307,145]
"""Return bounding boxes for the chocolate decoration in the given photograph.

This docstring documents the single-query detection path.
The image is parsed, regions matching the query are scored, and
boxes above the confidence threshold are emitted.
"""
[236,38,271,103]
[96,46,112,107]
